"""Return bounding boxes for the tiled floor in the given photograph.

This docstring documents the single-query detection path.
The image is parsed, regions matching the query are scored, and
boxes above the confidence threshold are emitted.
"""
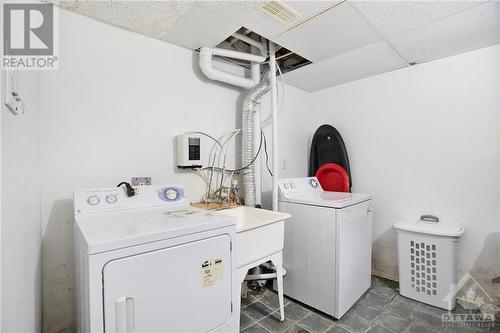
[240,276,499,333]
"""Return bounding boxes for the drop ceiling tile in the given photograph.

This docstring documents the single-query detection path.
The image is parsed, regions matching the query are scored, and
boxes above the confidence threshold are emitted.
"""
[59,1,196,39]
[283,41,408,92]
[161,4,241,50]
[273,2,381,62]
[198,0,338,40]
[390,2,500,64]
[351,0,487,38]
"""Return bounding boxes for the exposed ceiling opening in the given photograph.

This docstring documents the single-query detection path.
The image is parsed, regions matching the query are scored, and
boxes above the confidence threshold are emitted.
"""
[214,27,312,75]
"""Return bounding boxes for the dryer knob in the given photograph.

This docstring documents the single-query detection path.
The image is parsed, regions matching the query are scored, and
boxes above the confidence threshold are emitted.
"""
[87,195,100,206]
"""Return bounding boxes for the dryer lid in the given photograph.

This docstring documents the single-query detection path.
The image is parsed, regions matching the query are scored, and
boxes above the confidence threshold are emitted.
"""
[75,207,235,254]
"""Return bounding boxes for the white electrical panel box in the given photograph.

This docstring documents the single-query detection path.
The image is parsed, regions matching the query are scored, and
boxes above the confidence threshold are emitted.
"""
[176,133,202,169]
[2,70,25,115]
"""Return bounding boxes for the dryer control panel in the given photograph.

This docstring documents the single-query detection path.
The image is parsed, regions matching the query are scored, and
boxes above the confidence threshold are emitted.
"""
[74,185,188,215]
[278,177,323,197]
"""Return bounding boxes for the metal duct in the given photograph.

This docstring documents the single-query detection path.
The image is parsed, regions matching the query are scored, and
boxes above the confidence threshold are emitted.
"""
[242,71,270,206]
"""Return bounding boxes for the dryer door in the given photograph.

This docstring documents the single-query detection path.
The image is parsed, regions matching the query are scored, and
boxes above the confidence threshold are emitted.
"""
[103,234,232,332]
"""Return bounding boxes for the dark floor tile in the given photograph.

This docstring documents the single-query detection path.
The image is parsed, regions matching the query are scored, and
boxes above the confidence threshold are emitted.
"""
[407,322,435,333]
[370,284,396,301]
[242,294,260,308]
[324,324,352,333]
[284,301,310,322]
[384,299,415,319]
[241,312,255,330]
[261,291,287,310]
[413,308,447,332]
[366,324,391,333]
[374,312,410,332]
[244,301,275,321]
[242,323,271,333]
[359,292,392,310]
[259,311,294,333]
[298,312,335,333]
[283,324,308,333]
[337,312,371,333]
[418,302,448,317]
[392,294,421,308]
[350,302,382,323]
[372,276,399,291]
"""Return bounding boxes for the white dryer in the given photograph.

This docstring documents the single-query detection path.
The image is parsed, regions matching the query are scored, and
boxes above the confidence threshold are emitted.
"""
[74,185,237,333]
[278,177,373,319]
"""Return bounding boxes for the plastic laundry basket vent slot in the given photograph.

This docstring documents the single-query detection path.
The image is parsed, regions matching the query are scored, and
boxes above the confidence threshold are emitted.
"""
[409,240,437,296]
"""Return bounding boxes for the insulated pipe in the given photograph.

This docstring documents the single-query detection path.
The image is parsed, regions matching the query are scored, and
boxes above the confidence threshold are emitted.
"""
[269,42,279,211]
[199,47,265,89]
[241,72,270,207]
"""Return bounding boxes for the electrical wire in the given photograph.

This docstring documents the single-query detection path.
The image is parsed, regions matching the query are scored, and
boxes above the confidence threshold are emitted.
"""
[191,131,223,202]
[192,131,222,148]
[198,129,241,201]
[262,131,273,177]
[203,128,263,173]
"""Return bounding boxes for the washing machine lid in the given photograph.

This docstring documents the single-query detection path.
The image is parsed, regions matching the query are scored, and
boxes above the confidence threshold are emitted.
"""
[75,207,235,254]
[278,177,371,208]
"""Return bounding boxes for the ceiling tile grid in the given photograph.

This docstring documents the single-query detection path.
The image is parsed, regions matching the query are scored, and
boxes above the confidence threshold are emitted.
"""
[57,0,500,92]
[161,4,241,49]
[198,0,338,40]
[273,1,382,62]
[389,1,500,64]
[350,0,487,38]
[59,1,196,39]
[283,41,409,92]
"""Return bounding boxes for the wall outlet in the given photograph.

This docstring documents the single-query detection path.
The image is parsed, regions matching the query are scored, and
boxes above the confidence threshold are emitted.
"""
[131,177,151,186]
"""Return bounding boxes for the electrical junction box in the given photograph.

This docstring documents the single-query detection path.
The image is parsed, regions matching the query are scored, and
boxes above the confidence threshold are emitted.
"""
[176,133,202,169]
[2,70,25,115]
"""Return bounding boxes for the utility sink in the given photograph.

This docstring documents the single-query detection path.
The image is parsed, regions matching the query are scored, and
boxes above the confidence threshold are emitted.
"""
[214,206,290,268]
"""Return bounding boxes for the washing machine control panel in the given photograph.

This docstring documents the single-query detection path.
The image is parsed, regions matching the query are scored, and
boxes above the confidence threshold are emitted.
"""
[278,177,323,197]
[74,185,188,215]
[158,187,184,202]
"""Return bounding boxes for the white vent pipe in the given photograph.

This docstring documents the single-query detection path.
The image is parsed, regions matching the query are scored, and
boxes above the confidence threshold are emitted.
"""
[231,33,266,52]
[269,42,279,211]
[199,47,266,89]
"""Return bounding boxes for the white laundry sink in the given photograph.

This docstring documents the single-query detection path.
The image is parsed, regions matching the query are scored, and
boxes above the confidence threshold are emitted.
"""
[214,206,290,268]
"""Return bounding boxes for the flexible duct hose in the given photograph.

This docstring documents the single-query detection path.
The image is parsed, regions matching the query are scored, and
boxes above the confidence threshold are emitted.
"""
[242,72,270,206]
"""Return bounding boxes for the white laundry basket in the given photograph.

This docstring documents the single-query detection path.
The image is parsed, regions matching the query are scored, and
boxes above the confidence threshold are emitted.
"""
[393,215,464,310]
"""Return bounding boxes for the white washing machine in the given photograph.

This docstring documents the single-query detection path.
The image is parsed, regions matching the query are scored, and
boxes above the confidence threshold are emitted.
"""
[74,185,237,333]
[278,177,373,319]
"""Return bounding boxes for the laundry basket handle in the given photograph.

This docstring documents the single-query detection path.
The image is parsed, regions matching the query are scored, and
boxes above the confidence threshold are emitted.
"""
[420,215,439,223]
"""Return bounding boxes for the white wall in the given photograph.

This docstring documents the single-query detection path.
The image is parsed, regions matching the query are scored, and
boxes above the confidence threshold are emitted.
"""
[260,82,312,209]
[38,9,250,332]
[1,70,42,332]
[298,46,500,288]
[37,7,500,331]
